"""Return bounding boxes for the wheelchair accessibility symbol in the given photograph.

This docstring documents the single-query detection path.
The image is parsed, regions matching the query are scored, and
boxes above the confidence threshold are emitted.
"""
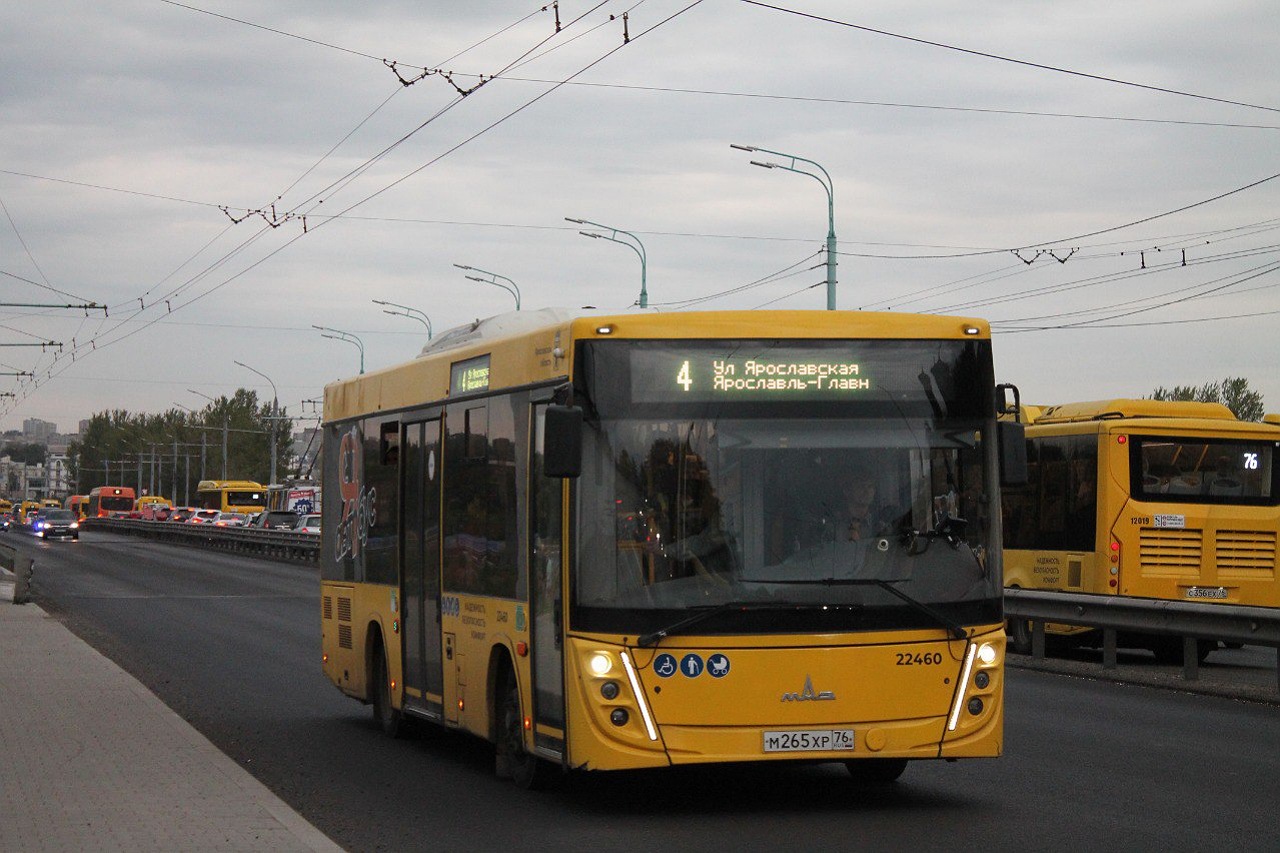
[654,653,678,678]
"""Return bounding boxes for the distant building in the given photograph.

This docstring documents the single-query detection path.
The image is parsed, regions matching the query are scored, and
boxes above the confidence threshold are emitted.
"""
[23,418,57,442]
[47,454,71,499]
[79,419,91,435]
[0,457,49,500]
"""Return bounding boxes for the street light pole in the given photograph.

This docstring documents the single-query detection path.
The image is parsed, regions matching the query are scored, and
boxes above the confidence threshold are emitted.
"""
[372,299,433,339]
[453,265,521,310]
[234,360,278,485]
[189,389,227,479]
[731,143,838,310]
[313,325,365,374]
[564,218,648,308]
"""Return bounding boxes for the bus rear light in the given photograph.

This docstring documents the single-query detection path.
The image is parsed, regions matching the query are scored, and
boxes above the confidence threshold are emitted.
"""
[458,699,465,711]
[1117,435,1127,444]
[516,641,528,657]
[524,716,532,731]
[1110,579,1118,588]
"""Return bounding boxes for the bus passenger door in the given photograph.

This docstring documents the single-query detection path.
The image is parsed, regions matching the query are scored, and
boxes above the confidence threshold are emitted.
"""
[401,417,445,720]
[530,404,566,758]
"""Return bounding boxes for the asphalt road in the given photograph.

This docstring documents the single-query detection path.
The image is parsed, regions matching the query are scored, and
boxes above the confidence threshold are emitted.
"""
[13,528,1280,852]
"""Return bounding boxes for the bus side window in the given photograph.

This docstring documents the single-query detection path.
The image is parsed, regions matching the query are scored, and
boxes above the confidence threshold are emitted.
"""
[380,421,400,465]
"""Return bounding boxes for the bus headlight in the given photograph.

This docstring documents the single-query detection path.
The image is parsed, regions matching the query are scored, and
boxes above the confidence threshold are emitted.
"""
[589,653,613,676]
[977,643,997,665]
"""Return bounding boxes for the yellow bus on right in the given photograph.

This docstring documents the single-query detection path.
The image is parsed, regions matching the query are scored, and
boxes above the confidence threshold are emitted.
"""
[1002,399,1280,662]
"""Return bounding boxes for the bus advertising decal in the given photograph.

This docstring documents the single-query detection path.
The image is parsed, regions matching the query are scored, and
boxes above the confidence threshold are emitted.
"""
[335,426,376,563]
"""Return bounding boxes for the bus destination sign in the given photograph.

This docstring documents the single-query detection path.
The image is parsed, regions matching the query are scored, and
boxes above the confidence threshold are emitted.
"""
[631,349,872,402]
[450,354,491,395]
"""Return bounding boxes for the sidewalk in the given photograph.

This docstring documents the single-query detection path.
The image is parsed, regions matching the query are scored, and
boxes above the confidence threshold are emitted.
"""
[0,568,343,852]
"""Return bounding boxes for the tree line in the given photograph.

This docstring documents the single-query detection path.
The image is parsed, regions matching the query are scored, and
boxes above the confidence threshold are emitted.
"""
[68,389,294,501]
[1149,376,1267,422]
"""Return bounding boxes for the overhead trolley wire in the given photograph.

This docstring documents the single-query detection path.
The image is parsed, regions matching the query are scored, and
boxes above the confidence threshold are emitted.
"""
[739,0,1280,114]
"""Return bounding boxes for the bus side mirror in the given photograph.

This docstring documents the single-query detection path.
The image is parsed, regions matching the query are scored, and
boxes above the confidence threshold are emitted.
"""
[543,405,583,479]
[998,420,1028,486]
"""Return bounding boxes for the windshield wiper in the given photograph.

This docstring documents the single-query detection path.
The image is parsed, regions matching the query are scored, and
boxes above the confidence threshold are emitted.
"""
[636,602,767,648]
[754,577,968,640]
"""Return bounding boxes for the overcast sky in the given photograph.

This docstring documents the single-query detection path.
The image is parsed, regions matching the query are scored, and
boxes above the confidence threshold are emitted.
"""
[2,0,1278,434]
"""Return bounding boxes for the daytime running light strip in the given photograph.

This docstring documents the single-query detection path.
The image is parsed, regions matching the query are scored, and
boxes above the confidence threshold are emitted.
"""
[947,643,979,732]
[620,652,659,741]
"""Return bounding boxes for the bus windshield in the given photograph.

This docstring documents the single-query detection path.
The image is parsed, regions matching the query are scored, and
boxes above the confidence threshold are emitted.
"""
[571,339,999,636]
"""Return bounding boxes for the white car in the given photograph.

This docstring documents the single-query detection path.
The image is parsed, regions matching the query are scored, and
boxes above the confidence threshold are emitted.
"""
[188,510,221,524]
[296,514,321,534]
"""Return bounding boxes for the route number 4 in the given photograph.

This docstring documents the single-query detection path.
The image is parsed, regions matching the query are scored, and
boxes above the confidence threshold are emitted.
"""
[677,360,692,391]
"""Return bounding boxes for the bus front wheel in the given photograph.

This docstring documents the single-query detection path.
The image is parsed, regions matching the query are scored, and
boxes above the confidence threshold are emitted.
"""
[497,668,557,790]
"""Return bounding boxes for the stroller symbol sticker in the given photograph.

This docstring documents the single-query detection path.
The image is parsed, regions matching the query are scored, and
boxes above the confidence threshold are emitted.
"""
[707,653,731,678]
[654,654,678,678]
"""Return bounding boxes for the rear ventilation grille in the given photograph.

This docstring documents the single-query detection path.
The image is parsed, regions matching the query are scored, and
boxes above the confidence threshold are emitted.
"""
[337,597,352,622]
[1216,530,1277,578]
[338,623,353,649]
[322,596,333,620]
[1139,529,1202,577]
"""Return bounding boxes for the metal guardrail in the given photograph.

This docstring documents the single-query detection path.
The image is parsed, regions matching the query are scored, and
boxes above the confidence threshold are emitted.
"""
[0,539,35,603]
[85,518,319,565]
[1005,588,1280,692]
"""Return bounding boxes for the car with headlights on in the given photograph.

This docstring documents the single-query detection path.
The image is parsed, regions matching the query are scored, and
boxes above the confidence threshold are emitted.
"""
[33,508,80,540]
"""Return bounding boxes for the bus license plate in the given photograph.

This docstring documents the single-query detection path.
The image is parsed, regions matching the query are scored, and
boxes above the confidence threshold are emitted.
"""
[763,729,855,753]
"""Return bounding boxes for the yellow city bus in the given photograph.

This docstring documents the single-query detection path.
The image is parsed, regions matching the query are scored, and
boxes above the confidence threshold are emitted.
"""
[1002,399,1280,661]
[321,309,1025,787]
[66,495,88,520]
[195,480,266,514]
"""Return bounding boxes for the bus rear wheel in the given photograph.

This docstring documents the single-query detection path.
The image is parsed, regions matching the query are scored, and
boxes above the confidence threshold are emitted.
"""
[845,758,908,783]
[1008,617,1033,655]
[497,669,557,790]
[1150,637,1215,666]
[371,643,403,738]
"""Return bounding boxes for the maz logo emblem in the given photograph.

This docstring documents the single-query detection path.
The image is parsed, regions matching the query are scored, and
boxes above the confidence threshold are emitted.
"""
[781,675,835,702]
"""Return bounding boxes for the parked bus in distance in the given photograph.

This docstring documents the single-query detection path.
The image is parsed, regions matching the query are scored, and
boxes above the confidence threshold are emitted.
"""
[195,480,266,514]
[66,495,89,520]
[0,499,12,518]
[320,309,1025,787]
[87,486,137,518]
[267,479,321,515]
[1002,399,1280,662]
